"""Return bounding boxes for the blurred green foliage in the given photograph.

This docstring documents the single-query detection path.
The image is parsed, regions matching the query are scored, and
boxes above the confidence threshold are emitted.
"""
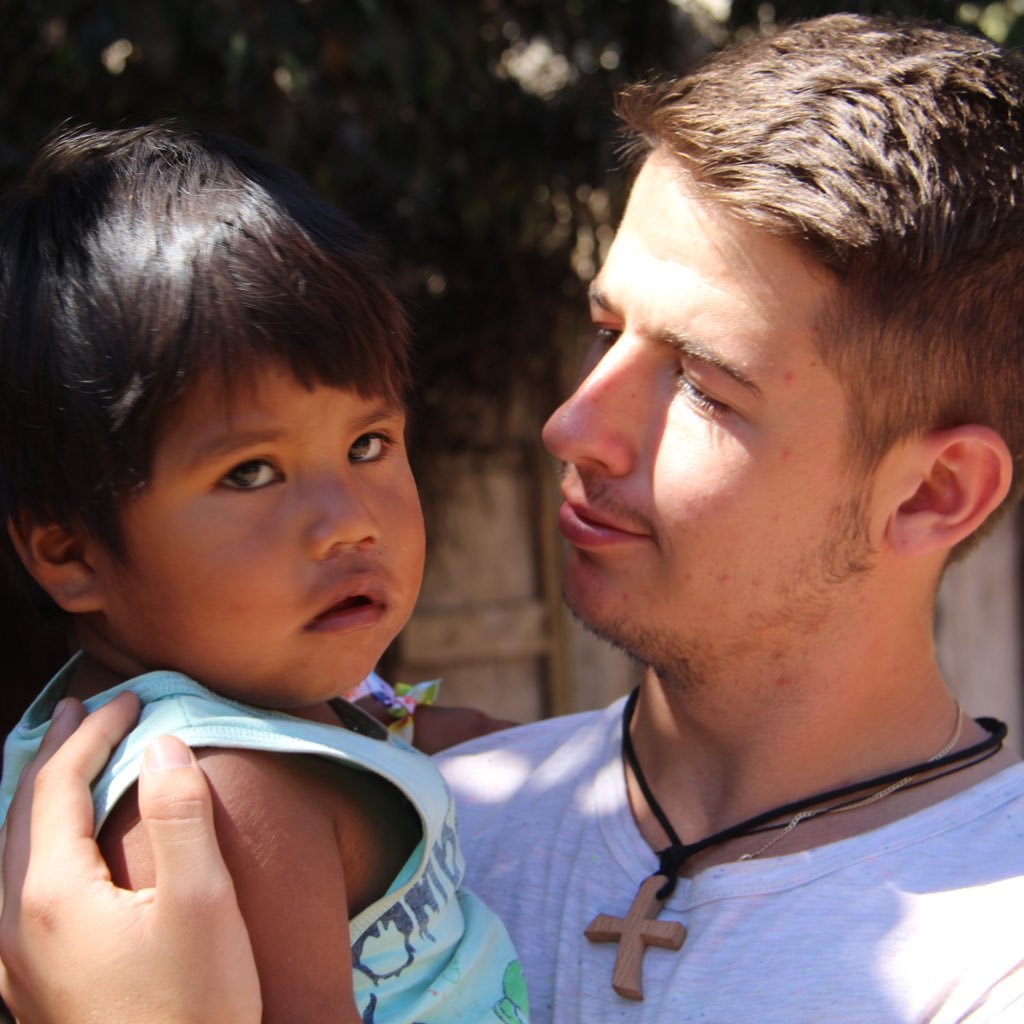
[0,0,1009,458]
[2,0,682,457]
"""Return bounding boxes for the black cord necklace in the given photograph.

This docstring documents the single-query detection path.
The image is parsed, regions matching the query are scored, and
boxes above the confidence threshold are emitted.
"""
[584,686,1007,1001]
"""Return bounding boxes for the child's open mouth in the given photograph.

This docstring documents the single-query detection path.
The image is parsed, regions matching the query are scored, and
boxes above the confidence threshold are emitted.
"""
[306,593,384,632]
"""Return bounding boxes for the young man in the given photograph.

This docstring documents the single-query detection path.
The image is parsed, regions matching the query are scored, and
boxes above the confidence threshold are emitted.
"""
[2,13,1024,1023]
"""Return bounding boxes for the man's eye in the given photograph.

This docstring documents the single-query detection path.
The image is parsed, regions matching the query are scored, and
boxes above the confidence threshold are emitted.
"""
[593,326,621,348]
[678,373,729,418]
[349,433,389,463]
[221,460,281,490]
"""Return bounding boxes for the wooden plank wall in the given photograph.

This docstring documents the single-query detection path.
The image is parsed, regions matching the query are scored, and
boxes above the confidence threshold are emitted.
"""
[936,511,1023,755]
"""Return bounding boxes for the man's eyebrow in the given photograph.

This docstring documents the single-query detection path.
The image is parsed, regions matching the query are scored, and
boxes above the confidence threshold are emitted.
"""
[589,284,615,316]
[662,330,761,397]
[588,284,761,397]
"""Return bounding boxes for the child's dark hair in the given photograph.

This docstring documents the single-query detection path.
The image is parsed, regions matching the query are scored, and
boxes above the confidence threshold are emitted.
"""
[0,123,410,578]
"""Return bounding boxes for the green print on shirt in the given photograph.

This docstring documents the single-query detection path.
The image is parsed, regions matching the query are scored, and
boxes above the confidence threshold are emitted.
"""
[493,961,529,1024]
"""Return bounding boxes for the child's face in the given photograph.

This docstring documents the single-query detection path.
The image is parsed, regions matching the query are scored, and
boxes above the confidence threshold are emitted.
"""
[77,364,425,710]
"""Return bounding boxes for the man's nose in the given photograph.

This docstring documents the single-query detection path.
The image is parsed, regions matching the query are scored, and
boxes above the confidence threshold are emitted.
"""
[542,335,644,479]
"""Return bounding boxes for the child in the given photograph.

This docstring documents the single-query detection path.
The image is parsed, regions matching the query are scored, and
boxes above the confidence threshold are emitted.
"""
[0,124,527,1024]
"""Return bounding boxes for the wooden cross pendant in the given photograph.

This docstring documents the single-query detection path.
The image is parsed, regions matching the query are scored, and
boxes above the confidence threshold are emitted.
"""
[584,873,687,1001]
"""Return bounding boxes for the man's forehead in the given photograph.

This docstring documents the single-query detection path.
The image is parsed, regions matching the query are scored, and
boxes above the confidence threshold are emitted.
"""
[590,204,848,410]
[604,161,835,339]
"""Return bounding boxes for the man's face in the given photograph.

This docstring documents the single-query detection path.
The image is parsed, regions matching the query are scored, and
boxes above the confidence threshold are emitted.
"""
[542,151,875,688]
[78,365,425,710]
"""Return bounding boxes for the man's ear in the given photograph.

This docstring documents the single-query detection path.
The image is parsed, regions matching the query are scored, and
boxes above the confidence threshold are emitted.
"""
[884,425,1012,558]
[6,517,105,613]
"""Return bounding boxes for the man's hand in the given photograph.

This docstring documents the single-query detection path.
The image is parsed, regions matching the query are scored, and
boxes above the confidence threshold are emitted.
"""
[410,704,518,755]
[354,697,518,754]
[0,695,261,1024]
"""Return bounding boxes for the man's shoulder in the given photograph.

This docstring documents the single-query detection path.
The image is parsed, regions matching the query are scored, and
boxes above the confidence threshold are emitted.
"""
[435,698,625,828]
[827,761,1024,885]
[943,759,1024,833]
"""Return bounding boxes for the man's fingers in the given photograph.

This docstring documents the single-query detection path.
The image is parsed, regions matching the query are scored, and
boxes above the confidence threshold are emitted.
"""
[2,692,140,910]
[139,737,238,912]
[3,697,88,839]
[31,698,88,759]
[27,692,141,857]
[138,735,262,1016]
[0,728,261,1024]
[0,692,140,1013]
[35,692,139,780]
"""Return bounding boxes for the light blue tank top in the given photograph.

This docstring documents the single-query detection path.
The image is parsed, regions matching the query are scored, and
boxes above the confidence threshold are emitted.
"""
[1,658,528,1024]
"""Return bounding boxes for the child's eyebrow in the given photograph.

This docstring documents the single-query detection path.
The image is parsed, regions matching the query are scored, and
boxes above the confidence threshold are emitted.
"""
[350,403,407,432]
[182,427,285,469]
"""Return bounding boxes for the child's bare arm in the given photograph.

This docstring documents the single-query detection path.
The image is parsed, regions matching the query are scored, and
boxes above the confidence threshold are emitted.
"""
[101,747,413,1023]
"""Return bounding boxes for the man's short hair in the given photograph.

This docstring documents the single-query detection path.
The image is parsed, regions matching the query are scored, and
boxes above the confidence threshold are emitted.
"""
[618,14,1024,552]
[0,123,410,565]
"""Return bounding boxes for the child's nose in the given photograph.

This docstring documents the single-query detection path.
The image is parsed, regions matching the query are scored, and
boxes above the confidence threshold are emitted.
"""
[304,482,379,560]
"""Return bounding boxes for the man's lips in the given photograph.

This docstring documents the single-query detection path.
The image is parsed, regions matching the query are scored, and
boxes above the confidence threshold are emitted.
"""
[557,500,651,549]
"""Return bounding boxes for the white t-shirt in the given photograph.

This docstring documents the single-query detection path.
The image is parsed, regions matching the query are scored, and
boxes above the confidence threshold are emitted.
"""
[438,698,1024,1023]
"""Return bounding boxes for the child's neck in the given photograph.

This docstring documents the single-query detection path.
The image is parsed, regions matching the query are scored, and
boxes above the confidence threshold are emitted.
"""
[65,648,345,727]
[65,650,128,702]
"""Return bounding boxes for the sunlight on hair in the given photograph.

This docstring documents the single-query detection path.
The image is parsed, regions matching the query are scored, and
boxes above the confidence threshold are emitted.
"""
[160,219,212,272]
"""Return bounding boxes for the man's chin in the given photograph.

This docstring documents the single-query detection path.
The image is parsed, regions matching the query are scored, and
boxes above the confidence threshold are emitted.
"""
[563,592,711,691]
[564,591,645,663]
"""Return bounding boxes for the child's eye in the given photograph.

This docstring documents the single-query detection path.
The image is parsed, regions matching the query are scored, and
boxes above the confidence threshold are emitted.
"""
[349,432,390,463]
[221,459,281,490]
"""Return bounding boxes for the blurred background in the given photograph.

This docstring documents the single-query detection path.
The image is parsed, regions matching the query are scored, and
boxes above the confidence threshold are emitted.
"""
[1,0,1021,740]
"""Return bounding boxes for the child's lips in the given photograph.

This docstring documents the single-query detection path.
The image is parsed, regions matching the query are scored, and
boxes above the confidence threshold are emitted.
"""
[305,589,387,633]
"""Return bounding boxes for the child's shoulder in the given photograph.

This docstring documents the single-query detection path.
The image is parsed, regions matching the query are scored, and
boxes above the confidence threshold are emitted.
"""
[103,741,419,915]
[208,744,420,913]
[99,741,420,1021]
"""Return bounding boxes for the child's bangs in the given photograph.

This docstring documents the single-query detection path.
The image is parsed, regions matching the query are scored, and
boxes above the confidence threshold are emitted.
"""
[184,222,411,410]
[0,123,412,561]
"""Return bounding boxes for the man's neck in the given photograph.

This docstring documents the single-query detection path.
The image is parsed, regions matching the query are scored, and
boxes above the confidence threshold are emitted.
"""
[624,632,1013,866]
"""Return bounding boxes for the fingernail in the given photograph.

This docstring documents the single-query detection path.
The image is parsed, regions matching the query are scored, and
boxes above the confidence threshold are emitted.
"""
[52,698,69,722]
[144,735,193,772]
